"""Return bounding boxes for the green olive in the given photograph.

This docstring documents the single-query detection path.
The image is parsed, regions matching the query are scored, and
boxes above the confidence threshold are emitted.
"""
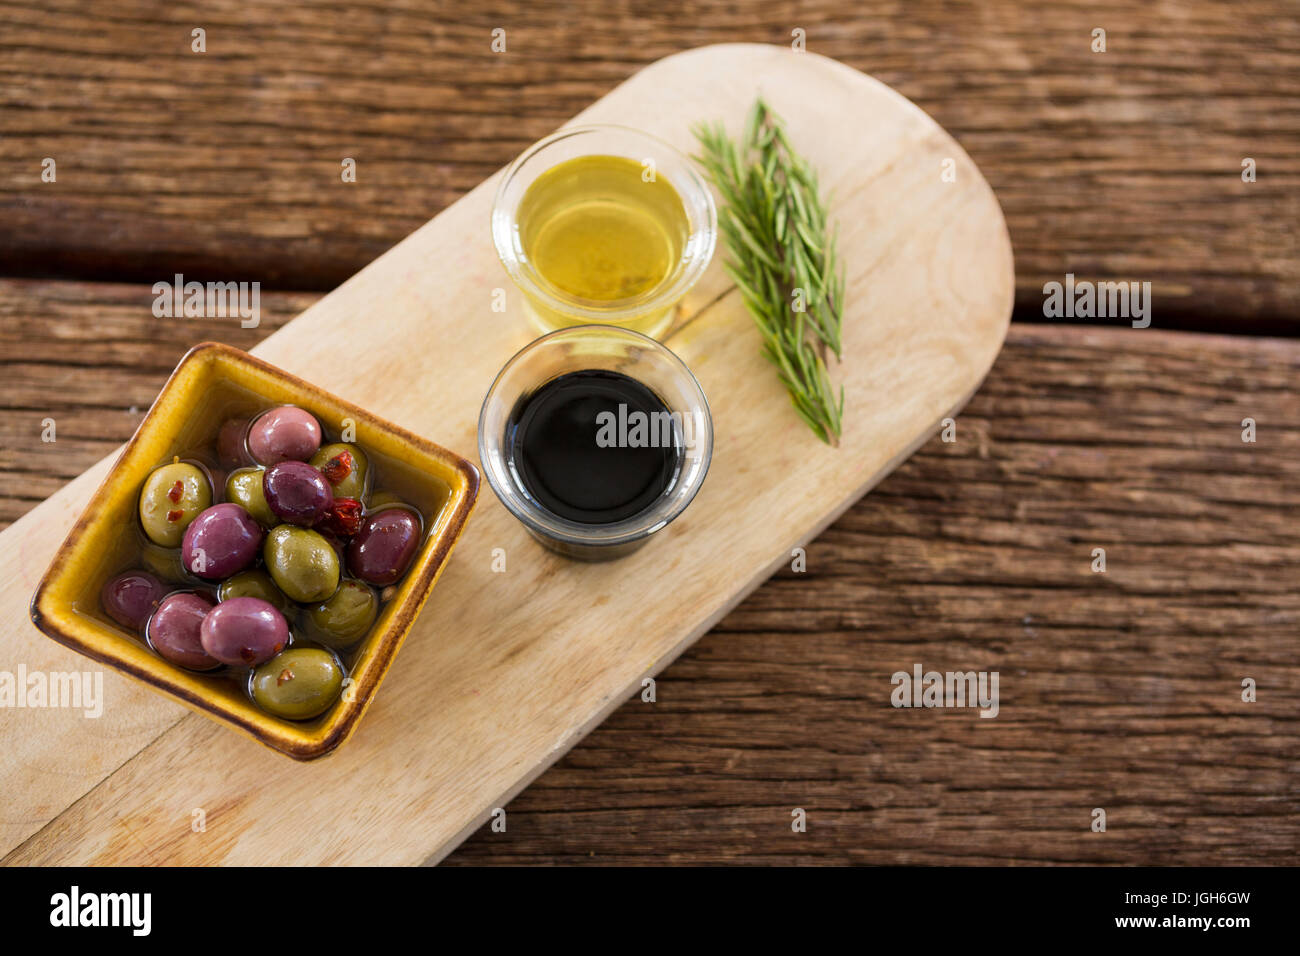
[139,461,211,547]
[251,647,344,720]
[139,541,189,583]
[309,443,369,501]
[263,525,339,603]
[218,568,291,614]
[225,467,276,527]
[306,579,378,648]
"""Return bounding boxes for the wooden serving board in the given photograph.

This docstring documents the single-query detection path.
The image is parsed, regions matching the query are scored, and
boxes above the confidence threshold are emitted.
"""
[0,44,1012,865]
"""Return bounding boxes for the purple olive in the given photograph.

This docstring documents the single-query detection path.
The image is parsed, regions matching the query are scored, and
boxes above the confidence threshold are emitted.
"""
[101,569,166,631]
[247,406,322,465]
[216,417,254,469]
[263,460,333,527]
[181,503,264,579]
[148,592,220,671]
[199,597,289,667]
[347,507,421,586]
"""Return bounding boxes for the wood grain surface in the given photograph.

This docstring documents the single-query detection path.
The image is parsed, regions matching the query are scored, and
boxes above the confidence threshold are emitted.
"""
[0,0,1297,329]
[450,328,1300,865]
[1,2,1296,866]
[2,278,1296,864]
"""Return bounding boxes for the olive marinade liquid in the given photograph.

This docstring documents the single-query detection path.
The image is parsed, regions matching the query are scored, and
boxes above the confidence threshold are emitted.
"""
[506,369,682,525]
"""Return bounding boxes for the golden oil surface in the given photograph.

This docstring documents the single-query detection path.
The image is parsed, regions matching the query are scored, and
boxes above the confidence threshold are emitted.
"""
[518,155,689,303]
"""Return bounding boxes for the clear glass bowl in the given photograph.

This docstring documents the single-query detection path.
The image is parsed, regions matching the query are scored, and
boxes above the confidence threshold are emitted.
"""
[478,325,713,560]
[491,125,717,340]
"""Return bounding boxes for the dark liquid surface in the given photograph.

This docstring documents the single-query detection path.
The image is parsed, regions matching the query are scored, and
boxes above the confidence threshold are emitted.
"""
[507,369,681,525]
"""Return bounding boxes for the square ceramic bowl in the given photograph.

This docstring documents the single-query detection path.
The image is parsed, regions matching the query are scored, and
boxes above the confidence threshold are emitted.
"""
[30,342,479,760]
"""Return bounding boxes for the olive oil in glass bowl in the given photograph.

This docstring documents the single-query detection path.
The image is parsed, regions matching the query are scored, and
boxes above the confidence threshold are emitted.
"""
[492,126,717,339]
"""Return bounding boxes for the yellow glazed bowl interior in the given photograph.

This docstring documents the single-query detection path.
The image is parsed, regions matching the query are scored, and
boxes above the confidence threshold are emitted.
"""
[30,342,479,760]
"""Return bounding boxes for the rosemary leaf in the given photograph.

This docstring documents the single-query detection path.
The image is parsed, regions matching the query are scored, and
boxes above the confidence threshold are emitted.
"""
[693,98,846,445]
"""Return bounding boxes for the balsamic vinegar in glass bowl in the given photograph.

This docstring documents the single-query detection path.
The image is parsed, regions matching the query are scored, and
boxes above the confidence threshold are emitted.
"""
[479,325,713,561]
[506,369,683,525]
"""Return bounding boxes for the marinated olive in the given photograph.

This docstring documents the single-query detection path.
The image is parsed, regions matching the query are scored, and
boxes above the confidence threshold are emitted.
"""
[306,579,378,648]
[216,417,254,469]
[218,568,291,614]
[101,569,166,631]
[347,507,421,586]
[309,443,369,500]
[318,531,348,565]
[181,503,263,579]
[263,460,333,527]
[147,591,219,671]
[316,497,365,538]
[139,541,188,583]
[139,461,211,547]
[250,647,344,720]
[248,405,322,465]
[264,525,340,603]
[225,467,276,527]
[199,596,289,667]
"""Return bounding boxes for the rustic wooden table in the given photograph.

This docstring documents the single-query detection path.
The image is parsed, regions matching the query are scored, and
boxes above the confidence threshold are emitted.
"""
[2,1,1296,864]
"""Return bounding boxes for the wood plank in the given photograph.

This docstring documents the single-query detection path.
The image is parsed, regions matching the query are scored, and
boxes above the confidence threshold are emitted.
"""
[0,280,315,526]
[1,1,1295,329]
[0,44,1013,864]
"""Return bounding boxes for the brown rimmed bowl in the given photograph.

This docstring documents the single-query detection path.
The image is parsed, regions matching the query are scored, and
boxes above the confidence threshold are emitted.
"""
[30,342,479,760]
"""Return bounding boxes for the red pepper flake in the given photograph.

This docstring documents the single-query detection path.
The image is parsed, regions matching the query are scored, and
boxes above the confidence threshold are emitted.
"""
[277,667,295,686]
[318,497,364,537]
[166,509,184,523]
[320,450,354,486]
[166,480,185,503]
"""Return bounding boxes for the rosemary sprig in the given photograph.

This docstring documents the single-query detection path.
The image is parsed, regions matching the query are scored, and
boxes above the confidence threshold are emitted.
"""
[694,98,845,445]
